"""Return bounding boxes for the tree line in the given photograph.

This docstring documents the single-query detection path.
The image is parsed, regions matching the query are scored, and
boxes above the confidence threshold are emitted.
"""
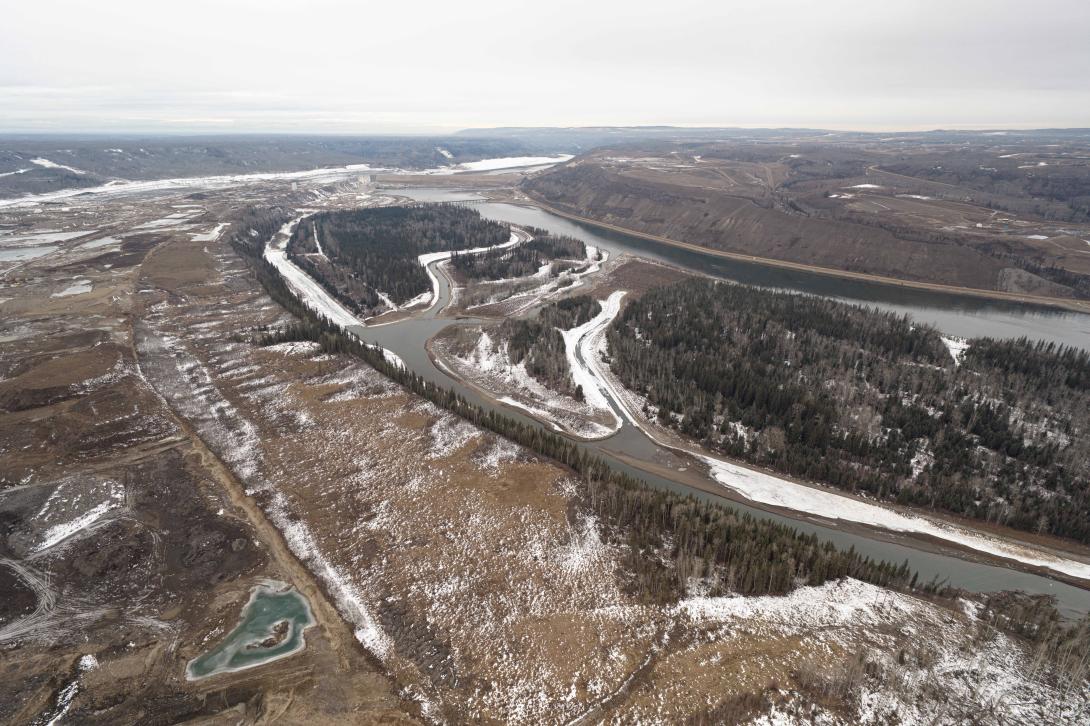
[451,229,587,281]
[230,221,1089,691]
[606,278,1090,543]
[288,204,510,311]
[499,295,601,399]
[229,232,926,603]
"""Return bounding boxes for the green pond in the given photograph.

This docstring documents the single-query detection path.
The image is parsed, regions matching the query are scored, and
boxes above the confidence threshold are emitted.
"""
[186,582,316,680]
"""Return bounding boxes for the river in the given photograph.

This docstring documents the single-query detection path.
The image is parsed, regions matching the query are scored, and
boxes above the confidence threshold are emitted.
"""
[343,186,1090,615]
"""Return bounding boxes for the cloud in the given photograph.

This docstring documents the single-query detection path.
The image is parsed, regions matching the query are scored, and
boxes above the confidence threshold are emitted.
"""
[1,0,1088,133]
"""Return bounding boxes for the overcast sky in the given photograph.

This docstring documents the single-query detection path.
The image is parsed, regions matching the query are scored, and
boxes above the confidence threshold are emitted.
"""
[2,0,1088,134]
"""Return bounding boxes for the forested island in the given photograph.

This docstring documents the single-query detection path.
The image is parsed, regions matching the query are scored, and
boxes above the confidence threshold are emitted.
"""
[606,278,1090,544]
[288,205,510,315]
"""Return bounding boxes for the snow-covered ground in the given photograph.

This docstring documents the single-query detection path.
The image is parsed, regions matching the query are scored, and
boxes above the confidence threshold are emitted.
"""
[419,155,573,175]
[466,245,608,316]
[416,229,524,310]
[0,162,386,208]
[681,578,1089,725]
[23,478,126,557]
[51,279,93,298]
[30,157,87,175]
[559,291,626,436]
[190,222,229,242]
[310,222,327,258]
[0,155,571,208]
[374,291,399,312]
[0,246,55,263]
[76,236,122,251]
[1,230,97,245]
[446,330,616,438]
[133,211,202,231]
[941,335,970,365]
[700,456,1090,581]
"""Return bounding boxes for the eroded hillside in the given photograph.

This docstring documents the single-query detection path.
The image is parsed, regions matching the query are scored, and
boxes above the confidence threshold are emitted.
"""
[524,140,1090,300]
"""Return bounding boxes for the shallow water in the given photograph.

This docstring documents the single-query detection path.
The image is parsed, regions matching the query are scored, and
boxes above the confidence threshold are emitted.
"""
[186,582,315,680]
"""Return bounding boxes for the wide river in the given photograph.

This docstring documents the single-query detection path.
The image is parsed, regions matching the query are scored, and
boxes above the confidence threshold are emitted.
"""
[351,186,1090,615]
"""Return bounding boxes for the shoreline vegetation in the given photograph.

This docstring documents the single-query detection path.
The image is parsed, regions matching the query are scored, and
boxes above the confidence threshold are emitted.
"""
[227,205,1089,687]
[232,217,926,600]
[287,204,510,317]
[606,278,1090,547]
[522,193,1090,314]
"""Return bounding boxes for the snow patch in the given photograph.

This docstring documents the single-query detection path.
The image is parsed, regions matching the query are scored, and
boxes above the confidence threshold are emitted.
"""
[30,157,87,175]
[420,155,573,175]
[190,222,229,242]
[941,336,970,366]
[560,291,627,435]
[701,456,1090,580]
[264,341,322,356]
[51,279,93,298]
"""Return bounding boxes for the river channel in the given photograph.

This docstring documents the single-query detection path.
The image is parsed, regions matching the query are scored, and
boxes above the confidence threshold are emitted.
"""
[342,186,1090,615]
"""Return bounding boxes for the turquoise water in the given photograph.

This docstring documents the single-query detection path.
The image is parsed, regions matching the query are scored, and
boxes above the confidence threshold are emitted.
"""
[186,583,316,680]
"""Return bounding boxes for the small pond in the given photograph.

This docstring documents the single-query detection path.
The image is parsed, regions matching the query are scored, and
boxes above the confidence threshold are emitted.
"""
[186,582,316,680]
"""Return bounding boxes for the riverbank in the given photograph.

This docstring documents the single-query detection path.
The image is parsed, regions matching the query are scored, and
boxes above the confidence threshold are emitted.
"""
[422,266,1090,591]
[265,192,1090,612]
[580,322,1090,587]
[522,192,1090,315]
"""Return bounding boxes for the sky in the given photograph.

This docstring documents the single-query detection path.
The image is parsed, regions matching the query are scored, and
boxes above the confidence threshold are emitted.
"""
[2,0,1088,134]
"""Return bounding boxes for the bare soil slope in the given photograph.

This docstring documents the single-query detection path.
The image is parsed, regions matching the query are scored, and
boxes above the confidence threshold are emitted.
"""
[526,140,1090,299]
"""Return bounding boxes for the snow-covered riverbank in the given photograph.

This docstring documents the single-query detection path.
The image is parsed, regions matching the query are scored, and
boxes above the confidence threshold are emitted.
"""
[700,456,1090,581]
[416,229,525,311]
[263,218,404,369]
[554,293,1090,582]
[438,329,618,439]
[560,291,626,436]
